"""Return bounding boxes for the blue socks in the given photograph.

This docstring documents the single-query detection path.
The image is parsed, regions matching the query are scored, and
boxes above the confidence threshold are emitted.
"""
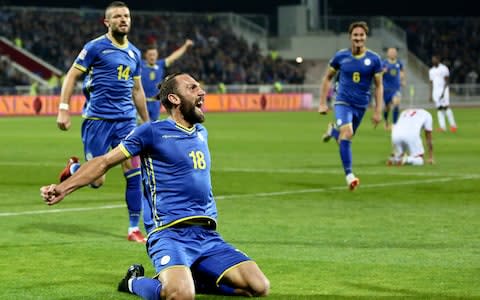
[331,127,340,140]
[339,139,352,175]
[392,106,400,124]
[124,168,142,228]
[132,278,162,300]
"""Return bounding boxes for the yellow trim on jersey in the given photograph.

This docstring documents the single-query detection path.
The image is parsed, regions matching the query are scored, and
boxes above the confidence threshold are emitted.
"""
[105,34,129,49]
[74,63,87,72]
[147,216,217,238]
[215,261,252,286]
[143,155,159,223]
[328,66,337,73]
[119,144,132,158]
[133,75,141,79]
[375,72,383,77]
[125,170,141,179]
[147,97,158,102]
[353,52,366,59]
[175,123,196,134]
[153,265,190,279]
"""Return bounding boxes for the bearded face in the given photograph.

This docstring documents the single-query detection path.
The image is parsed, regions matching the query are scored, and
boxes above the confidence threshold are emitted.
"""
[179,92,205,125]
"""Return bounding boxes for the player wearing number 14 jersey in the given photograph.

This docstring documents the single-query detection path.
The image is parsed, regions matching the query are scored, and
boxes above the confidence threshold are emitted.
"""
[56,1,150,242]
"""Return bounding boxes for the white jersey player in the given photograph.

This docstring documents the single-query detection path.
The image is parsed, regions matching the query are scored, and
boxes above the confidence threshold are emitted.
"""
[387,108,434,166]
[429,55,457,132]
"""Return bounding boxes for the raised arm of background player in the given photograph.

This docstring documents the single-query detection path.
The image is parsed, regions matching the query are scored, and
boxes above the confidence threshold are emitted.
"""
[165,39,194,67]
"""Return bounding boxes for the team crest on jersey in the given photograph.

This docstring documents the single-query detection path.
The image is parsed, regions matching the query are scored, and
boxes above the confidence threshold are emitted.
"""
[78,49,87,60]
[197,132,205,142]
[160,255,171,265]
[128,50,135,58]
[364,58,371,66]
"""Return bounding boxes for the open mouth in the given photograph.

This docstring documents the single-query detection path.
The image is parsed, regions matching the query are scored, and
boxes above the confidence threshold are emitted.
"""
[195,98,204,109]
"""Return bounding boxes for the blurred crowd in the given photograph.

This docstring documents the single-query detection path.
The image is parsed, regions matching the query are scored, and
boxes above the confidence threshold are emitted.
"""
[0,55,30,90]
[1,7,479,89]
[0,7,305,89]
[397,17,480,85]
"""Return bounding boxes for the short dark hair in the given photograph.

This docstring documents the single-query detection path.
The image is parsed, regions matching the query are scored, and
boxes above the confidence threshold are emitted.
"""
[145,43,158,51]
[348,21,369,35]
[156,72,186,113]
[105,1,128,18]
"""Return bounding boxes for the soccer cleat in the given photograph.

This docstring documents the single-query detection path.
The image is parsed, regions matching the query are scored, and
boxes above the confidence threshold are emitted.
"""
[59,156,79,182]
[127,229,147,243]
[346,173,360,191]
[118,264,145,293]
[450,126,457,133]
[322,122,334,142]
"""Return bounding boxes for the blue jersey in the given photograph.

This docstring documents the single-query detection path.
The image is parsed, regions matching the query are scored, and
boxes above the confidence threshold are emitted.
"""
[382,58,403,92]
[329,48,383,108]
[141,59,167,99]
[74,35,142,120]
[119,119,217,235]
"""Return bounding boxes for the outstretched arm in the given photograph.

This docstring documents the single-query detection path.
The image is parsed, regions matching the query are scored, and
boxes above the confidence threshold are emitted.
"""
[133,77,150,123]
[40,147,128,205]
[424,130,434,164]
[57,66,83,131]
[318,67,336,114]
[165,39,194,67]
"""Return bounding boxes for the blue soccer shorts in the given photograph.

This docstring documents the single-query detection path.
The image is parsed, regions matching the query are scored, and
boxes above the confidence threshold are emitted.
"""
[147,225,252,287]
[81,118,136,160]
[334,103,366,134]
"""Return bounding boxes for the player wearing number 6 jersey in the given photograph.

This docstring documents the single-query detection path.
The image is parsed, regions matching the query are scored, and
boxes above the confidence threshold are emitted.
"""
[41,73,270,300]
[319,21,383,190]
[56,1,150,242]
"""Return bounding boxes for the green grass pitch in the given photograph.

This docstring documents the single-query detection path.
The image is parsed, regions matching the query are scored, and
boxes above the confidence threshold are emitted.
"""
[0,108,479,299]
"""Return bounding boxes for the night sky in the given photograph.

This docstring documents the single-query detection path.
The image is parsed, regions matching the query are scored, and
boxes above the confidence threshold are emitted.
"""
[3,0,478,16]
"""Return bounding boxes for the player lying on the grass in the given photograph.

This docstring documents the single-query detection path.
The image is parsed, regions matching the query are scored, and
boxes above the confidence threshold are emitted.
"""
[387,108,434,166]
[40,73,270,299]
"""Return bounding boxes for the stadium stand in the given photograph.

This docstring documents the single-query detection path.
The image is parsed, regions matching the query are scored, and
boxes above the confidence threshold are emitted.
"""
[0,6,305,88]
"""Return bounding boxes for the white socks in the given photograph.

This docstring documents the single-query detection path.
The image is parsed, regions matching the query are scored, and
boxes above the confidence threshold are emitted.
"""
[437,110,446,130]
[445,108,456,127]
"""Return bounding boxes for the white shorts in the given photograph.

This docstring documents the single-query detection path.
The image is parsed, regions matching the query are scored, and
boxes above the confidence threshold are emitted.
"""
[432,88,450,107]
[392,132,424,157]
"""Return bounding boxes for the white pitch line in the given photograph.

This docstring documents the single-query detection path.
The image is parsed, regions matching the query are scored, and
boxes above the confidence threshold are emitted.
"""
[1,174,478,218]
[215,167,464,177]
[0,204,125,217]
[0,161,472,177]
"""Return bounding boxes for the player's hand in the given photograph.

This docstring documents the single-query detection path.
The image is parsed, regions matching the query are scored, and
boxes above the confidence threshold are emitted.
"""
[185,39,194,47]
[318,103,329,115]
[57,110,72,131]
[40,184,66,206]
[371,111,381,128]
